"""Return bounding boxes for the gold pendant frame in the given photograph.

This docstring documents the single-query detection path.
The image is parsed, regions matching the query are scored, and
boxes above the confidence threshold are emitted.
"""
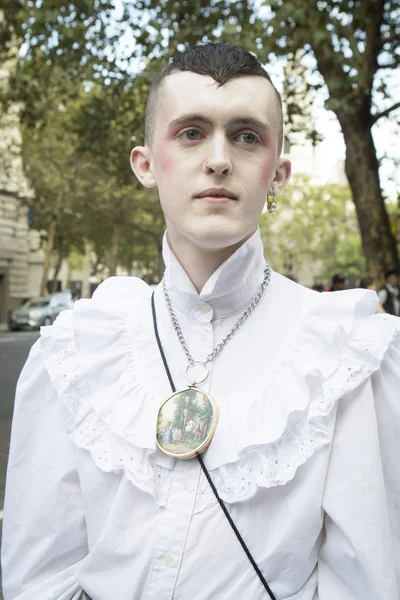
[156,386,219,460]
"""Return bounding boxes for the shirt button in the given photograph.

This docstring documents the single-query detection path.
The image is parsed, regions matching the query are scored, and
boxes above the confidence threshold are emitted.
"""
[163,554,174,567]
[181,479,190,491]
[200,303,210,314]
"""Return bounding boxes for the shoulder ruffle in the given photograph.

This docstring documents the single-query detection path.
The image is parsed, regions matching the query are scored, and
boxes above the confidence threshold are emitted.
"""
[40,279,400,506]
[40,277,174,507]
[209,289,399,503]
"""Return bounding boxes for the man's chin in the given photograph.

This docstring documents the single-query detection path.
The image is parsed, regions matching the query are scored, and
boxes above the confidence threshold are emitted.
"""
[166,216,258,254]
[186,228,255,253]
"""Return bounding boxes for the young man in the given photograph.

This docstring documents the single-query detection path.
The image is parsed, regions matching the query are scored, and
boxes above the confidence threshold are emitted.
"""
[378,269,400,316]
[2,44,400,600]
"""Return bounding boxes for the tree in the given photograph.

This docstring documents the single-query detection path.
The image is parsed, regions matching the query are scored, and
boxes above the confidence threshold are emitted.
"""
[126,0,400,281]
[3,1,117,91]
[9,3,167,285]
[260,175,366,285]
[21,98,88,295]
[11,1,399,283]
[72,77,166,280]
[264,0,400,282]
[0,2,24,60]
[21,74,166,288]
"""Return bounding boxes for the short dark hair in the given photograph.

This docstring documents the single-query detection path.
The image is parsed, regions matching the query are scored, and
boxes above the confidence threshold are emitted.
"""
[332,273,345,284]
[144,43,283,154]
[359,276,374,289]
[385,269,399,280]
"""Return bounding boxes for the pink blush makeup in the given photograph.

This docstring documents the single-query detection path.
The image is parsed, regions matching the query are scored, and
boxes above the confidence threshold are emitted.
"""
[259,156,275,188]
[158,147,174,174]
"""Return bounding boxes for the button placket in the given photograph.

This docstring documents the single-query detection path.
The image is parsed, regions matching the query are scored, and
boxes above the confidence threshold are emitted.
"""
[187,319,214,366]
[144,461,200,600]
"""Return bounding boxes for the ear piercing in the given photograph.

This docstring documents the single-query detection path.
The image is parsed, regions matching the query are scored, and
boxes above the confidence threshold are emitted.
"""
[267,194,277,213]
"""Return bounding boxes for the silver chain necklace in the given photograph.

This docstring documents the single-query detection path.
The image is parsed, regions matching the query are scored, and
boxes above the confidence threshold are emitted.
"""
[162,264,272,385]
[154,264,272,461]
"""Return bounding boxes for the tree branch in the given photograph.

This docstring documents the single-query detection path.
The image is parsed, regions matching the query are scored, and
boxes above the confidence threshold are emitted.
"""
[331,18,361,66]
[364,0,385,88]
[372,101,400,124]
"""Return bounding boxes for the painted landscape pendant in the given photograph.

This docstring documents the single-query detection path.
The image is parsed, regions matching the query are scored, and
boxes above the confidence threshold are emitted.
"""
[156,386,219,460]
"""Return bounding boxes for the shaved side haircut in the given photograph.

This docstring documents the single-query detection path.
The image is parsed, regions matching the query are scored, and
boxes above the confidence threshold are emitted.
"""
[144,43,284,155]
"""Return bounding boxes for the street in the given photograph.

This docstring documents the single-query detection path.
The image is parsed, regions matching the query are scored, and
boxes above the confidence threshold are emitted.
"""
[0,330,39,598]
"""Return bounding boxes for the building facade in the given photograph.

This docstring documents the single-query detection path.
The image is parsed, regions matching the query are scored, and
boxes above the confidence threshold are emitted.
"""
[0,61,40,323]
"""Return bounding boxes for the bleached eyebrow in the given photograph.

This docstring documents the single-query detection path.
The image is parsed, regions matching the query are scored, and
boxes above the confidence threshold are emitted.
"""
[167,114,213,130]
[167,114,272,136]
[229,117,272,136]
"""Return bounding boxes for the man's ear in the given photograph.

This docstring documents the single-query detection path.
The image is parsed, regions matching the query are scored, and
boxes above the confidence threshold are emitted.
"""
[130,146,157,188]
[269,157,291,196]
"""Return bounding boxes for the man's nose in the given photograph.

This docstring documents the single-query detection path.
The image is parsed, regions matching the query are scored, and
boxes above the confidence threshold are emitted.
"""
[204,136,232,176]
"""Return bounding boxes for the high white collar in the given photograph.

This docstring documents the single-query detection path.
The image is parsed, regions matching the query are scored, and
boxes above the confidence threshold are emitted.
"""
[162,229,267,319]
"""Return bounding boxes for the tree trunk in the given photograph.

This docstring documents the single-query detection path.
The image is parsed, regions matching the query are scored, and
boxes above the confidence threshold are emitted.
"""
[109,222,119,277]
[40,219,56,296]
[339,116,399,282]
[51,248,64,293]
[65,258,72,289]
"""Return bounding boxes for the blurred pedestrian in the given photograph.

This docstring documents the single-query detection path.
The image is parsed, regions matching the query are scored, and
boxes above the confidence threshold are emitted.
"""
[311,283,324,293]
[378,269,400,316]
[359,275,385,313]
[329,273,346,291]
[2,43,400,600]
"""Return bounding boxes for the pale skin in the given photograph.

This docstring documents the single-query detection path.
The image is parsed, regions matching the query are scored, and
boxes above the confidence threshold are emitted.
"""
[131,71,291,292]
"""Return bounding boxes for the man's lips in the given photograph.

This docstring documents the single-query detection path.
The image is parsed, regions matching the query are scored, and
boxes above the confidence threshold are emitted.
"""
[195,188,238,200]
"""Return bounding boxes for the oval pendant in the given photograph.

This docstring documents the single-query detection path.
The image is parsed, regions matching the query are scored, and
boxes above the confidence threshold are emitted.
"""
[156,386,219,460]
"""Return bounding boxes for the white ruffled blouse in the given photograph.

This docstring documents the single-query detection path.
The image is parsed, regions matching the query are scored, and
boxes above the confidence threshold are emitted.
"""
[2,231,400,600]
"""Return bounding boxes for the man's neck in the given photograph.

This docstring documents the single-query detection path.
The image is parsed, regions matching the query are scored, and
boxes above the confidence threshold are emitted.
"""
[166,234,248,293]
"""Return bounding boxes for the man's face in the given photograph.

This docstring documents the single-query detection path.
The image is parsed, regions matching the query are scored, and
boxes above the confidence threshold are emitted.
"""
[388,273,399,288]
[132,71,290,253]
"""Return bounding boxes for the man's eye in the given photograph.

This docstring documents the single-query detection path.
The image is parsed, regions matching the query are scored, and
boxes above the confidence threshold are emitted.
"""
[238,132,259,144]
[182,129,201,141]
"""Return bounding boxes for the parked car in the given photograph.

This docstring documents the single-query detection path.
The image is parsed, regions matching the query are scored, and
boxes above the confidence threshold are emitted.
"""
[8,294,74,331]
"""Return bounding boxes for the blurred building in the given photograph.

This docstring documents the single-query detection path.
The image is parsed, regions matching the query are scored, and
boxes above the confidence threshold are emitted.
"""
[0,46,99,325]
[0,48,39,323]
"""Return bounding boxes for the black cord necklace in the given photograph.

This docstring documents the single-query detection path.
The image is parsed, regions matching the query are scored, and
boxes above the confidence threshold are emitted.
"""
[151,290,277,600]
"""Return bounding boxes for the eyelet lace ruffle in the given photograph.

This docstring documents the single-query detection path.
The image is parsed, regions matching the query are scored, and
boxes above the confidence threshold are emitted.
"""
[204,291,400,502]
[207,310,399,502]
[40,278,400,506]
[40,279,173,507]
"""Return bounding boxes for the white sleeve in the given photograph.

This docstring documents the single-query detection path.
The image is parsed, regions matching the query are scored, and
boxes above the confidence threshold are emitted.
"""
[318,334,400,599]
[377,289,388,305]
[1,341,90,600]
